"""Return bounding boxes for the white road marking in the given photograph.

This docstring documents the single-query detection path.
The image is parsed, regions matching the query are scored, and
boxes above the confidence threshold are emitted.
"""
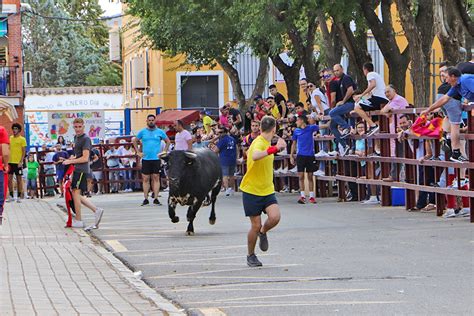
[189,301,404,310]
[188,289,371,304]
[135,254,281,266]
[149,264,301,279]
[198,308,227,316]
[125,245,246,256]
[105,240,128,252]
[172,287,371,293]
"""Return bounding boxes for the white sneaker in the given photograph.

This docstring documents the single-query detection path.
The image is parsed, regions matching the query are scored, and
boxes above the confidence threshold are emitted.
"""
[313,170,325,177]
[225,188,234,196]
[84,224,97,231]
[94,208,104,227]
[327,151,338,156]
[443,209,460,218]
[71,220,84,228]
[458,208,470,217]
[274,168,282,175]
[315,150,329,158]
[280,186,289,193]
[6,197,13,203]
[289,167,298,174]
[363,197,379,204]
[16,198,21,203]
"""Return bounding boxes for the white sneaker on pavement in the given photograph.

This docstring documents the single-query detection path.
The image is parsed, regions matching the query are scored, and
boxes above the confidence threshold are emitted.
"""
[225,187,234,196]
[94,208,104,227]
[71,220,84,228]
[363,196,379,204]
[458,208,470,217]
[443,209,460,218]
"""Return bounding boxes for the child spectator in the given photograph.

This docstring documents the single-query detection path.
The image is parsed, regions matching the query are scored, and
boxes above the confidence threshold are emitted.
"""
[26,154,39,199]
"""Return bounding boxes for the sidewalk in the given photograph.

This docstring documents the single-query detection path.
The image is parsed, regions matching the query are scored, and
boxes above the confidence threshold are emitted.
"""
[0,199,185,315]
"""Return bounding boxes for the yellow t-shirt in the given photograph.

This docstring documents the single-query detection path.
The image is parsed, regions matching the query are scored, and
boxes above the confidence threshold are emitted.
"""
[9,135,26,164]
[239,135,274,196]
[203,115,213,134]
[270,105,280,119]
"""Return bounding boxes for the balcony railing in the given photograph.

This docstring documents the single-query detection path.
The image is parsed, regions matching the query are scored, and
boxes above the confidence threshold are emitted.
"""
[0,66,20,96]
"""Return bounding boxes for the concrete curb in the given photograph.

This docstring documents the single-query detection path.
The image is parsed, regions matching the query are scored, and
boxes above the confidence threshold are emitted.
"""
[52,200,187,316]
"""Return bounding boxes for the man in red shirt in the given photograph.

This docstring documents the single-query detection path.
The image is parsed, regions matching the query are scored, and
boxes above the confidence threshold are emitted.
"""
[0,103,13,224]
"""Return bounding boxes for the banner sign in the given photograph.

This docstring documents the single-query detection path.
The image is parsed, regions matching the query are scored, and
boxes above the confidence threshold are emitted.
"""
[48,111,105,143]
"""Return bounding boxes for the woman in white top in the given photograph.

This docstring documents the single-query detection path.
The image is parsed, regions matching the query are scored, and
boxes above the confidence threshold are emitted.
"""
[308,81,329,116]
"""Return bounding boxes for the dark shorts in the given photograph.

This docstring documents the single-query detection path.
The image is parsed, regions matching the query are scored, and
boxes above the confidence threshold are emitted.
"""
[141,159,161,175]
[221,165,236,177]
[358,96,388,111]
[296,155,317,173]
[242,191,278,217]
[71,172,88,194]
[8,163,22,176]
[56,170,65,182]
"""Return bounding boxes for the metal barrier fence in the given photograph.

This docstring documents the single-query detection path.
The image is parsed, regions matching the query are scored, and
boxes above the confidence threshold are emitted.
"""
[34,107,473,223]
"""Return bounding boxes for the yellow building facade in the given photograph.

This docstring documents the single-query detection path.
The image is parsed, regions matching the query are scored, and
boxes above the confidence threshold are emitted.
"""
[122,3,444,132]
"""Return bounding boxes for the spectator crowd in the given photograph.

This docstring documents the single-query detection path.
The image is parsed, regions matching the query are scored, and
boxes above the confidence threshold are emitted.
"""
[2,58,473,219]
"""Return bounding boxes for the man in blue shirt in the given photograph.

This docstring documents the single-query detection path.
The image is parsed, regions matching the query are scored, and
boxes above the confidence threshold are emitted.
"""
[132,114,170,206]
[215,126,237,196]
[422,67,472,162]
[290,114,319,204]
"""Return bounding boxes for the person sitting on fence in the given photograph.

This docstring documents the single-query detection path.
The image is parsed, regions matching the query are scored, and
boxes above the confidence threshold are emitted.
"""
[421,67,472,162]
[105,143,121,193]
[329,64,357,156]
[26,153,39,199]
[353,62,388,136]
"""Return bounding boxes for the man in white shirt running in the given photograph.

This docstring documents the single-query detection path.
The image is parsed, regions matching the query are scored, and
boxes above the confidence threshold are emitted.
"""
[353,62,388,136]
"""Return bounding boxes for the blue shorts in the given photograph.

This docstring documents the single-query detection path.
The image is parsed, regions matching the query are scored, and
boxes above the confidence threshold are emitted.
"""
[27,179,37,190]
[56,170,65,182]
[443,99,463,124]
[221,165,236,177]
[242,191,278,217]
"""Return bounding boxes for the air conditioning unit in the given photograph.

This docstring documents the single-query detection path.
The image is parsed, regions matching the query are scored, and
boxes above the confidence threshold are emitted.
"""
[24,71,33,87]
[131,56,145,90]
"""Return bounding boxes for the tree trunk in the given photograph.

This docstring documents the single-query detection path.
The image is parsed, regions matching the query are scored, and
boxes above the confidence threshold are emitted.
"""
[336,21,371,92]
[434,0,467,65]
[271,54,302,102]
[218,56,269,112]
[359,0,411,96]
[246,57,269,110]
[454,0,474,38]
[318,12,343,68]
[395,0,435,107]
[217,58,247,109]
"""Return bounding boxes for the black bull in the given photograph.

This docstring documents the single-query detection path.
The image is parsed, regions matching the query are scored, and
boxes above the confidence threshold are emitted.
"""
[159,149,222,235]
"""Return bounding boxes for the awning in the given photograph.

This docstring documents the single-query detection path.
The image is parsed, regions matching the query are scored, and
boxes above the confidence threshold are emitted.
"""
[0,20,7,37]
[154,110,200,126]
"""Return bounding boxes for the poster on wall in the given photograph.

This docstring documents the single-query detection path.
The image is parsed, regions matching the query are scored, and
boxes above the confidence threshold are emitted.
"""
[48,111,105,144]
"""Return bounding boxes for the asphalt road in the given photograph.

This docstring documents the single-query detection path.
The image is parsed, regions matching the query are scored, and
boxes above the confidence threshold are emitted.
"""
[58,191,473,316]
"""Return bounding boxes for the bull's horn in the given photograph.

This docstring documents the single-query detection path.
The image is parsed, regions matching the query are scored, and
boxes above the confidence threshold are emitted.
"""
[184,151,197,159]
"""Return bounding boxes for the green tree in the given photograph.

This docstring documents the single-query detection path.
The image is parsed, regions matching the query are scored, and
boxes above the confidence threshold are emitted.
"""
[126,0,269,110]
[23,0,122,87]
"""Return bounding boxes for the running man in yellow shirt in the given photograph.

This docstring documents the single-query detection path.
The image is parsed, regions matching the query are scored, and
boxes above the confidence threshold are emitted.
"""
[240,116,287,267]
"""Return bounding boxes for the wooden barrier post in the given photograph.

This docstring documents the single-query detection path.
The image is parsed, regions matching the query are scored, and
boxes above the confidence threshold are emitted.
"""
[379,114,391,206]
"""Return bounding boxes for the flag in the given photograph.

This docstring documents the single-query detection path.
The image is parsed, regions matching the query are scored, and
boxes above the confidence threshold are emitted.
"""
[410,115,443,139]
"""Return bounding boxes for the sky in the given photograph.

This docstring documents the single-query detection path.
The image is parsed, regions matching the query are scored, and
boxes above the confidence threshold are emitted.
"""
[98,0,122,17]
